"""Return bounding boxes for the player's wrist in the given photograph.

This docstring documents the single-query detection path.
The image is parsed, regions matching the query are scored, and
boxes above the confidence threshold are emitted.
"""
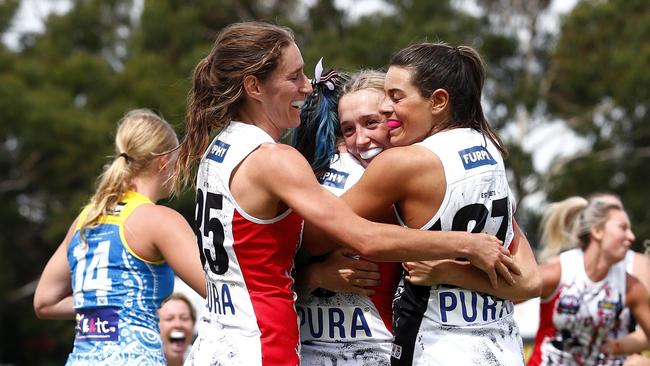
[455,232,474,259]
[611,339,624,355]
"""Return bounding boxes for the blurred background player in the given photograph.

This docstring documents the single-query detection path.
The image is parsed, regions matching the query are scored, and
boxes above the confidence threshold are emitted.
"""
[528,195,650,365]
[159,293,197,366]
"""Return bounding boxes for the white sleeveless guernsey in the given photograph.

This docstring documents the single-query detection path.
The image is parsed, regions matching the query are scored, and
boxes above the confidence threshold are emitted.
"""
[391,128,523,366]
[185,122,304,366]
[603,250,635,365]
[298,153,400,366]
[528,248,627,366]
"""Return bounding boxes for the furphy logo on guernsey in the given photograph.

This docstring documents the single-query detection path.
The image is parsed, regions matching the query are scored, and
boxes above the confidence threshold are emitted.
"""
[75,308,119,342]
[207,140,230,163]
[319,168,349,189]
[458,145,497,170]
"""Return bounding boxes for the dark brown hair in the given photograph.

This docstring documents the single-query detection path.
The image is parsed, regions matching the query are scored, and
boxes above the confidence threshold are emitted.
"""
[390,42,507,158]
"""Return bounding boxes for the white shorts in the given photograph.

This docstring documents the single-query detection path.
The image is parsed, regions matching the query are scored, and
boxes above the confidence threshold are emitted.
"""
[393,316,524,366]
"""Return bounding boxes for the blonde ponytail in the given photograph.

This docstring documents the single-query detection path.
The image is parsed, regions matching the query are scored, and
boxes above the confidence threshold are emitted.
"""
[539,194,625,261]
[538,196,588,262]
[78,109,178,243]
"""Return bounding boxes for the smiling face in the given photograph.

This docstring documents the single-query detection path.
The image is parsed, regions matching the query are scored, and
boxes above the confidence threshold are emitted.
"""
[258,42,313,130]
[338,89,392,167]
[159,298,195,362]
[594,209,636,262]
[381,65,436,147]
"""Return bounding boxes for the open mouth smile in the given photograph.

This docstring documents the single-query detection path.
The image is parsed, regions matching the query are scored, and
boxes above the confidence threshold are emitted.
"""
[359,147,383,160]
[169,330,186,344]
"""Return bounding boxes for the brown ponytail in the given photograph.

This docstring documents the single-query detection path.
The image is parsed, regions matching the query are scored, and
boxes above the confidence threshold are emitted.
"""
[172,21,294,193]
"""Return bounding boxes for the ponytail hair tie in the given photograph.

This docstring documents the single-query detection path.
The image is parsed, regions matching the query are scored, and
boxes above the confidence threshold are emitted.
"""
[118,152,132,162]
[312,57,338,91]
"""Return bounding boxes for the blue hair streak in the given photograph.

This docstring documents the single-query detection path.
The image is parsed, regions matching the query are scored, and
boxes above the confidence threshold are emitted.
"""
[292,69,348,179]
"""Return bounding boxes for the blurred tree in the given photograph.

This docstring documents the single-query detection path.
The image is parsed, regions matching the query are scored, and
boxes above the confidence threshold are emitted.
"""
[0,0,301,363]
[10,0,645,363]
[471,0,557,240]
[300,0,490,72]
[300,0,543,241]
[1,0,136,363]
[0,0,19,32]
[545,0,650,250]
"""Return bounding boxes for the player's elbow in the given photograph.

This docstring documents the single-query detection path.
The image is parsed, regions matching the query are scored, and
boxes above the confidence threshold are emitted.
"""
[347,232,386,260]
[355,244,380,260]
[333,230,372,259]
[33,296,50,319]
[33,286,61,320]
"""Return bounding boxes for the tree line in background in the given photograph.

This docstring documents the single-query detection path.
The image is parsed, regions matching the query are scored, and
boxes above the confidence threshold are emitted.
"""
[0,0,648,363]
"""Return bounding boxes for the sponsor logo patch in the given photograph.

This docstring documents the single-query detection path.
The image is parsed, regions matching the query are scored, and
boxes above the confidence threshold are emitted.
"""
[434,287,513,326]
[458,145,497,170]
[391,344,403,359]
[297,305,373,341]
[207,140,230,163]
[206,281,236,316]
[75,307,119,342]
[598,299,620,312]
[319,168,349,189]
[557,294,581,315]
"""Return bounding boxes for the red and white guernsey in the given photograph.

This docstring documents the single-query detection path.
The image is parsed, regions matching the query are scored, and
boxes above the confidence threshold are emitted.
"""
[185,121,303,366]
[604,250,635,366]
[528,248,627,366]
[298,153,401,366]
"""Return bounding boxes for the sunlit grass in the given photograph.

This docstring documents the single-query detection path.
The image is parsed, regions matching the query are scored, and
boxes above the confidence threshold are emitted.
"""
[524,342,533,363]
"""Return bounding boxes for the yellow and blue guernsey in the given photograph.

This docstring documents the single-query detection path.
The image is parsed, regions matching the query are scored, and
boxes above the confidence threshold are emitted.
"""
[65,191,174,366]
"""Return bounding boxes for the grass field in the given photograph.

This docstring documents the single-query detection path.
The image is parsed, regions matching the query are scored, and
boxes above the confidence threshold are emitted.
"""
[524,342,533,362]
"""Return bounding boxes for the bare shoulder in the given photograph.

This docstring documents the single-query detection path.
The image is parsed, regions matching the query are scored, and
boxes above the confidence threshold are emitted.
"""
[366,145,442,175]
[65,215,81,237]
[626,272,649,305]
[351,145,444,210]
[540,256,561,271]
[246,142,317,183]
[252,142,302,160]
[59,214,82,250]
[129,203,188,231]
